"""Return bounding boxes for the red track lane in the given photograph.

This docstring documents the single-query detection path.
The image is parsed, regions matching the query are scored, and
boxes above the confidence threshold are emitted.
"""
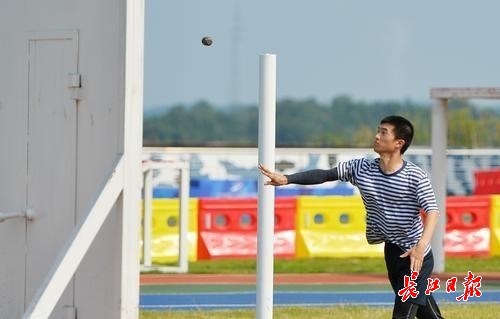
[140,272,500,285]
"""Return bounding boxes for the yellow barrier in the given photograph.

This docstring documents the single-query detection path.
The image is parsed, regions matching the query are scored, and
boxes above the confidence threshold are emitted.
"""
[141,198,198,263]
[490,195,500,256]
[295,195,383,258]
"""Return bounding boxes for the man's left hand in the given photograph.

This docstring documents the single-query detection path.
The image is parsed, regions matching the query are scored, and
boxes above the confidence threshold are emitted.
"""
[400,244,426,272]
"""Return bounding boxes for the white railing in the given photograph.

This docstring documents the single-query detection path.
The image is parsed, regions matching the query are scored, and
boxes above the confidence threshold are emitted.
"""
[141,161,190,273]
[23,155,124,319]
[143,147,500,197]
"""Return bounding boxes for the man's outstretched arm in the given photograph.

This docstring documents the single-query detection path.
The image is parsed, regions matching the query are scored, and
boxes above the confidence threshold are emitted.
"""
[258,163,338,186]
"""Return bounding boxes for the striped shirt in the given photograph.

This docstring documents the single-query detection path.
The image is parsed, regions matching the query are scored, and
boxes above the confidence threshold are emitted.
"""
[337,157,438,255]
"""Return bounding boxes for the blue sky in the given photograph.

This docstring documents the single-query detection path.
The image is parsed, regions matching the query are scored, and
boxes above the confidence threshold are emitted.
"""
[143,0,500,109]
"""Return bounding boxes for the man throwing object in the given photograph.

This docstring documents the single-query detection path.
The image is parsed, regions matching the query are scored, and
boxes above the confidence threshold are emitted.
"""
[259,115,443,319]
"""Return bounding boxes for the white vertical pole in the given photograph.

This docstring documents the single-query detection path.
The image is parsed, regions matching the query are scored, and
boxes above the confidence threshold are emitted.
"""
[143,168,153,267]
[256,54,276,319]
[122,0,144,317]
[431,98,447,273]
[178,163,190,273]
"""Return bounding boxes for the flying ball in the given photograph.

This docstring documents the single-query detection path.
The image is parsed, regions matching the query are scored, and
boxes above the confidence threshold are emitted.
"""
[201,36,213,46]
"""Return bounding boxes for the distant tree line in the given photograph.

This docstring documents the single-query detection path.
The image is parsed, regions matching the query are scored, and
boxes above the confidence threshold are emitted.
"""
[143,96,500,148]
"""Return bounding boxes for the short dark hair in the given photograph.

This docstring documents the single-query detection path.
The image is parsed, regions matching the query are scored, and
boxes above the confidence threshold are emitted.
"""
[380,115,414,154]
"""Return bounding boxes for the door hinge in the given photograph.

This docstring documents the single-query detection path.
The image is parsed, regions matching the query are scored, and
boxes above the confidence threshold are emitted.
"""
[67,73,82,101]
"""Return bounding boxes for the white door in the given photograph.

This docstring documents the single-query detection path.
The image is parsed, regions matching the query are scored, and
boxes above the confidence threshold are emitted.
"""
[26,31,79,318]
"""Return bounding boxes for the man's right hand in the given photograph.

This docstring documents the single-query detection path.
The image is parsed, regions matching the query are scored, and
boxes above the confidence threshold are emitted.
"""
[258,163,288,186]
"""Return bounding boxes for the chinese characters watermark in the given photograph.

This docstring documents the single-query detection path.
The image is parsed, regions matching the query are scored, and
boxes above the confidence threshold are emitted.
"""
[398,271,482,302]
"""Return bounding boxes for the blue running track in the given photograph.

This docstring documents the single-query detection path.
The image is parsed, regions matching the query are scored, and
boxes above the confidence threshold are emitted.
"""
[140,290,500,311]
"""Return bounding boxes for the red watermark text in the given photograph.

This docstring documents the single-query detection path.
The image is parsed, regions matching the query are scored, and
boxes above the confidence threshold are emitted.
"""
[398,271,482,302]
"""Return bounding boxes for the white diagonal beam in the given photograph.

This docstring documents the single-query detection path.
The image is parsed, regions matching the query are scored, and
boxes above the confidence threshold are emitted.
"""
[23,155,124,319]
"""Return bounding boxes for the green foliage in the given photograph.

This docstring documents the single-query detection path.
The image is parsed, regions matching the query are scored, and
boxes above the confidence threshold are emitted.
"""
[143,97,500,148]
[448,104,500,147]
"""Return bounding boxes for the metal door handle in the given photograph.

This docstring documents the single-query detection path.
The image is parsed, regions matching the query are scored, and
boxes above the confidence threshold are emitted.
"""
[0,209,35,223]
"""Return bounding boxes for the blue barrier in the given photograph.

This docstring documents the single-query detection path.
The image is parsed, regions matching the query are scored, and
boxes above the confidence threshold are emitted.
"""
[151,179,354,198]
[190,179,257,197]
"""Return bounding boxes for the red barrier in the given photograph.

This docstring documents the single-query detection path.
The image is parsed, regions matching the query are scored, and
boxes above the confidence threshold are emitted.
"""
[197,197,296,259]
[444,196,491,257]
[474,169,500,195]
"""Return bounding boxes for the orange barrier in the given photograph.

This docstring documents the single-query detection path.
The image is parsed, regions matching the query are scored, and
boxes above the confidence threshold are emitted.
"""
[444,196,491,257]
[197,197,296,259]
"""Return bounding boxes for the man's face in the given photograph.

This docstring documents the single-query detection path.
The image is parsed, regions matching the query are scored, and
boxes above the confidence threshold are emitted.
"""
[373,123,403,154]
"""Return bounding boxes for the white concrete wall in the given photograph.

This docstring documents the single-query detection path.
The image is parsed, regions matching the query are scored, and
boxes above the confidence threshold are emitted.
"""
[0,1,143,318]
[0,4,28,316]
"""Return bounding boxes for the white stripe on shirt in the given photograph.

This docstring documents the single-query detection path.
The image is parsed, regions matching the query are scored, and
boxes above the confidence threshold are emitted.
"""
[337,157,438,254]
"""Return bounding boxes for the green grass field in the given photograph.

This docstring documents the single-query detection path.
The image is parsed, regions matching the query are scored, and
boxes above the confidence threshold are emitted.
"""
[140,256,500,318]
[143,256,500,275]
[140,304,500,319]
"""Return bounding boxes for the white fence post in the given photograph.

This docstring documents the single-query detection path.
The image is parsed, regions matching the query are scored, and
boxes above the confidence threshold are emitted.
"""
[143,168,153,267]
[256,53,276,319]
[141,161,190,274]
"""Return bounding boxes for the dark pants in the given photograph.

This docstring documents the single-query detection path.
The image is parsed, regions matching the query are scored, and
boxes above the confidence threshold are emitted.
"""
[384,242,444,319]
